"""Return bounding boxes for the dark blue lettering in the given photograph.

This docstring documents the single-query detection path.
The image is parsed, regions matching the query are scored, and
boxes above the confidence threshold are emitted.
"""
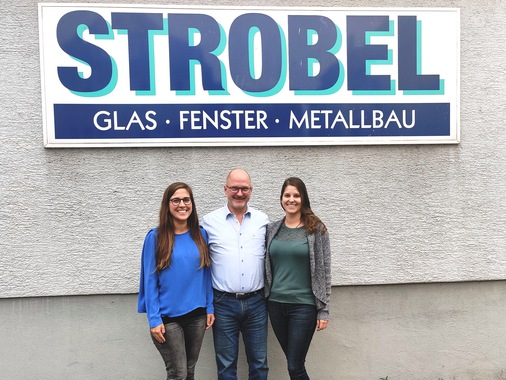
[288,16,340,91]
[347,16,390,91]
[111,13,164,91]
[56,11,113,93]
[398,16,440,91]
[168,14,224,91]
[229,13,282,93]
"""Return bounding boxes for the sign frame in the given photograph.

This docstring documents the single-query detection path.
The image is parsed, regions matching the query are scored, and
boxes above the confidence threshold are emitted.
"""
[39,4,460,147]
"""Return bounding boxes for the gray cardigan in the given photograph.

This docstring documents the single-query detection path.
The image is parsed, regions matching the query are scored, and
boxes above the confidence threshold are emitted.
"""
[264,219,332,320]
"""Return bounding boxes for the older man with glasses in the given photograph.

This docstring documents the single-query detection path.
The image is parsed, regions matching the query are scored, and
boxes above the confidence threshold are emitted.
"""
[201,168,269,380]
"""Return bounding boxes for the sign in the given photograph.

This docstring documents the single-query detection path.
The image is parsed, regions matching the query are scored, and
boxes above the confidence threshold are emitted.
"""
[39,4,460,147]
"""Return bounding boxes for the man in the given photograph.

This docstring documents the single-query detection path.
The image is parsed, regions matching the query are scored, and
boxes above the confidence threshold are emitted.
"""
[201,168,269,380]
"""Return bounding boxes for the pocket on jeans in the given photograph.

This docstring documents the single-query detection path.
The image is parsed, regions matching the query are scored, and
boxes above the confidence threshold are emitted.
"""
[213,292,226,303]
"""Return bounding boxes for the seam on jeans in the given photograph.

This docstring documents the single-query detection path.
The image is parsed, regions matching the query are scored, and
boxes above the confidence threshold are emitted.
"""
[214,293,225,303]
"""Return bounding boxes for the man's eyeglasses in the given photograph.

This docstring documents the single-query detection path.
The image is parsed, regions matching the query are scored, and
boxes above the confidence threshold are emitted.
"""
[170,197,192,206]
[226,186,252,194]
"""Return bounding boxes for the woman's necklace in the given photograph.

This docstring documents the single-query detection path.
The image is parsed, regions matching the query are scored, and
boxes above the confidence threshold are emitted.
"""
[285,219,302,228]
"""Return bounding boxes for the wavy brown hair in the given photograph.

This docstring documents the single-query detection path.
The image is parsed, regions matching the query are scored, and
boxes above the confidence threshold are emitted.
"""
[156,182,209,272]
[280,177,327,235]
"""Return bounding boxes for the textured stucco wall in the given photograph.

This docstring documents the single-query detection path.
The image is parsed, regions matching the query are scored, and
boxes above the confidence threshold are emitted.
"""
[0,0,505,298]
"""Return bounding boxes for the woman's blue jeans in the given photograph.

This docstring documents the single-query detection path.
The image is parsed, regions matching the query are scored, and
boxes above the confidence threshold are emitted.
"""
[151,314,207,380]
[268,301,317,380]
[212,290,269,380]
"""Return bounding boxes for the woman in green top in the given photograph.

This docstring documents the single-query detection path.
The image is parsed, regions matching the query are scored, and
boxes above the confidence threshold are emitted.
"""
[265,177,332,380]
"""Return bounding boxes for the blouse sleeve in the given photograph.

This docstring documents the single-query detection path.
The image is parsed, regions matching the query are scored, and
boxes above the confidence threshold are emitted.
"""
[137,228,163,328]
[201,227,214,314]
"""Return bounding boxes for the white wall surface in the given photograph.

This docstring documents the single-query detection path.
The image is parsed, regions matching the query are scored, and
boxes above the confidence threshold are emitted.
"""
[0,0,505,298]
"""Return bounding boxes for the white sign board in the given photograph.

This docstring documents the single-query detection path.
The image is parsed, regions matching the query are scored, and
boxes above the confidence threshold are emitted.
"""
[39,4,460,147]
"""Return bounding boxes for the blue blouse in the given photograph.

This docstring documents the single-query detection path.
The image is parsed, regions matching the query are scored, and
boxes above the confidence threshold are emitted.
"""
[137,227,214,328]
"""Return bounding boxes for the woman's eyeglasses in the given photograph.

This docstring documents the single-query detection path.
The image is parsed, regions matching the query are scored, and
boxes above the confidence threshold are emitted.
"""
[170,197,192,206]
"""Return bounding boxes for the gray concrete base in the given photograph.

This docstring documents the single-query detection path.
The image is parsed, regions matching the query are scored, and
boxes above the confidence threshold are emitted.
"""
[1,281,506,379]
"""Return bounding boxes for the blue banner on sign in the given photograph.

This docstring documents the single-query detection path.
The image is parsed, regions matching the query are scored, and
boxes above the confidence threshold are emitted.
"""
[54,103,450,139]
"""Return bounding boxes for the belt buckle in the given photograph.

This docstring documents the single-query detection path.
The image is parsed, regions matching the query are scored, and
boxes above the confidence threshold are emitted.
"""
[235,292,246,299]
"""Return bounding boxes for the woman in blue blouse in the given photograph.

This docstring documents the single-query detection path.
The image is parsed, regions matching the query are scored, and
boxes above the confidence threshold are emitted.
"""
[138,182,214,380]
[265,177,332,380]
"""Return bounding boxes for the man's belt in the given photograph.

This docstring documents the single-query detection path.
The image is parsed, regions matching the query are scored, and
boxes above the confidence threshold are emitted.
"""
[214,289,262,300]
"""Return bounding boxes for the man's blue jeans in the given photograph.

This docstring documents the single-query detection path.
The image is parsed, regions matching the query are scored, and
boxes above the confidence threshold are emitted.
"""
[268,301,317,380]
[212,290,269,380]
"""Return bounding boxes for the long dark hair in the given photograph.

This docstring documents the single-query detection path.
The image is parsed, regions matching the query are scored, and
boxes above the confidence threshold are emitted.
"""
[280,177,327,235]
[156,182,209,271]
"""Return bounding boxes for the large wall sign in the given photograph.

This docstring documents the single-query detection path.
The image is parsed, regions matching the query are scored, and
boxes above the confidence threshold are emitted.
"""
[39,4,460,147]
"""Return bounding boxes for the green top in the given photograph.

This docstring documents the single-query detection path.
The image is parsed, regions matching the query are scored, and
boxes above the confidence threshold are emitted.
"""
[268,224,315,305]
